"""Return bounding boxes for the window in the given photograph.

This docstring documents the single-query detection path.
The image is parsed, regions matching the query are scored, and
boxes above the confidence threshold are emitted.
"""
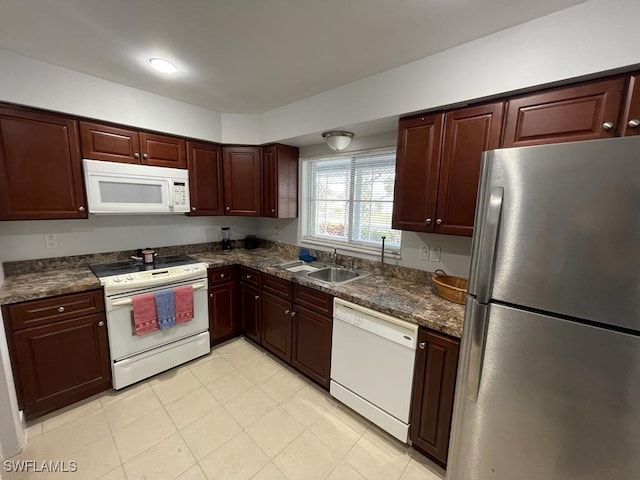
[302,150,402,253]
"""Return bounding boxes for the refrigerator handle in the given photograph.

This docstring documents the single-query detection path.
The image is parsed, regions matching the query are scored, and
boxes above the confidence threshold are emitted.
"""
[475,186,504,304]
[466,301,489,402]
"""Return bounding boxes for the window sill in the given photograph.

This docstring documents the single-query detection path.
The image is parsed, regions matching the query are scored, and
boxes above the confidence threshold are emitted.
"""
[301,238,402,260]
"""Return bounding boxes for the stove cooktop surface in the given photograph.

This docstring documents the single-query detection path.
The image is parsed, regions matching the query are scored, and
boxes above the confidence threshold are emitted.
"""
[90,253,200,278]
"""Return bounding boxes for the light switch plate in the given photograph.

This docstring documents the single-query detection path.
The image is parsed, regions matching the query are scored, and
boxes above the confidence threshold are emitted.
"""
[429,246,441,262]
[419,246,429,260]
[45,234,57,249]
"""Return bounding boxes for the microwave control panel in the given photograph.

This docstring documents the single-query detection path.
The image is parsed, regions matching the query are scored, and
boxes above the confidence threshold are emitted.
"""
[173,182,187,207]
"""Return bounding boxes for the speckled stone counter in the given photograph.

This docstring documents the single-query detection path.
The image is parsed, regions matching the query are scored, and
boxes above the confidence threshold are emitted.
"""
[1,246,465,337]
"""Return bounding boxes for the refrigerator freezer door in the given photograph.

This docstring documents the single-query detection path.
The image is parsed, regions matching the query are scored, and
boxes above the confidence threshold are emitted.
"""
[447,303,640,480]
[469,136,640,330]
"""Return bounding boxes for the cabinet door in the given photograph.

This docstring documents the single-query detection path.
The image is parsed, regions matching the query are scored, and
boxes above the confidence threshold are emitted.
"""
[79,121,141,164]
[13,313,111,419]
[187,141,224,216]
[260,291,292,363]
[0,107,87,220]
[436,102,504,237]
[392,113,444,232]
[240,284,261,344]
[262,144,298,218]
[223,146,261,216]
[621,74,640,137]
[410,329,460,466]
[208,283,239,344]
[292,305,332,389]
[502,78,626,147]
[139,132,187,169]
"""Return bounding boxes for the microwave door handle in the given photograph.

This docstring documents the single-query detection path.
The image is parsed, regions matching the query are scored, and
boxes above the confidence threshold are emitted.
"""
[168,180,175,209]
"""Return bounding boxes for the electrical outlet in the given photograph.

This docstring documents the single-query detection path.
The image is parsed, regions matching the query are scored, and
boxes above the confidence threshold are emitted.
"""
[274,225,279,237]
[419,246,429,260]
[429,246,441,262]
[44,234,57,249]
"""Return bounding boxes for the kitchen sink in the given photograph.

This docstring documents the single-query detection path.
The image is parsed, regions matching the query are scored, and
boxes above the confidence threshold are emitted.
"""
[307,266,369,286]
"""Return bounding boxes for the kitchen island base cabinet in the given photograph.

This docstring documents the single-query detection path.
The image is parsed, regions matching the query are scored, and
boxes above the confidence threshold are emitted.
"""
[2,289,111,420]
[410,328,460,467]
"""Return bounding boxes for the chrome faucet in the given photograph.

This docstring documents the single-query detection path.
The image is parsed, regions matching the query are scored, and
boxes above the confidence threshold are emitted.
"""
[330,247,338,265]
[380,236,386,277]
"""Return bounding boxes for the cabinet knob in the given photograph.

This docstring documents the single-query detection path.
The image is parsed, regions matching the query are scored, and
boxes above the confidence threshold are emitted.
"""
[271,208,275,213]
[210,293,213,298]
[191,206,196,211]
[285,309,290,315]
[78,206,85,212]
[220,273,225,278]
[436,218,442,225]
[628,118,640,128]
[602,121,614,130]
[98,321,104,327]
[419,342,425,349]
[57,306,65,313]
[246,274,252,279]
[291,311,296,317]
[425,218,432,224]
[143,153,149,159]
[226,206,230,211]
[254,295,260,300]
[134,152,140,159]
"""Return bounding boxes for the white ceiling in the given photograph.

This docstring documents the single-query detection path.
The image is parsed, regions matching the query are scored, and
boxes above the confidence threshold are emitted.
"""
[0,0,585,114]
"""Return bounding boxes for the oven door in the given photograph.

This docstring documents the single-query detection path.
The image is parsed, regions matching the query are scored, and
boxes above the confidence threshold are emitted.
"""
[105,279,208,361]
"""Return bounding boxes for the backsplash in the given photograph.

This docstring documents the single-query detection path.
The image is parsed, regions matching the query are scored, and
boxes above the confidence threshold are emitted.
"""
[4,239,434,284]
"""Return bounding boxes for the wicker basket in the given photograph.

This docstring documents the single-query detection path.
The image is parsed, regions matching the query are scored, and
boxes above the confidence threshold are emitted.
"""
[431,269,468,304]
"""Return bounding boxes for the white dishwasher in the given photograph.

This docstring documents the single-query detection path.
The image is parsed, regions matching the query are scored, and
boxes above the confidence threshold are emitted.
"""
[330,298,418,443]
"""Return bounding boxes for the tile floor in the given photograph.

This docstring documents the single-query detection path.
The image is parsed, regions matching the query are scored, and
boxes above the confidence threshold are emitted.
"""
[4,337,446,480]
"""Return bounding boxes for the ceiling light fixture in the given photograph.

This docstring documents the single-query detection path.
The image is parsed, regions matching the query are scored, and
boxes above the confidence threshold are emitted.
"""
[322,131,354,152]
[146,57,179,74]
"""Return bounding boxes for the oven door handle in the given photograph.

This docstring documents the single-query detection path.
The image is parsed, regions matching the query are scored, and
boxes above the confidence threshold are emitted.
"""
[110,282,206,307]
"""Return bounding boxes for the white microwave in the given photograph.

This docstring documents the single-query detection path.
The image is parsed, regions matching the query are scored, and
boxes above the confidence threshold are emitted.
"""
[83,159,190,214]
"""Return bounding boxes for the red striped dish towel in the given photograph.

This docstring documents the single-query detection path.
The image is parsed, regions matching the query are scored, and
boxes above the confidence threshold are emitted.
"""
[132,293,159,336]
[174,285,194,323]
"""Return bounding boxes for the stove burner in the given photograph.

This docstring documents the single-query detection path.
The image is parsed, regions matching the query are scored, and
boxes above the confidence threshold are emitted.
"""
[90,253,200,278]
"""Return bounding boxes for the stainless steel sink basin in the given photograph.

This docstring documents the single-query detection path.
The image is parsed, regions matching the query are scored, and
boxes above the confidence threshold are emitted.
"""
[306,266,369,286]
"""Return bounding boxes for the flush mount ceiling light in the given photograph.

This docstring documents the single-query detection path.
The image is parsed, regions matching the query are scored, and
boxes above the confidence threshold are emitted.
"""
[322,131,354,152]
[146,57,179,74]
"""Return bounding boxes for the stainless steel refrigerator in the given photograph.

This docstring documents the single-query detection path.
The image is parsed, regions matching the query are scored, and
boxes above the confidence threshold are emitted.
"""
[447,136,640,480]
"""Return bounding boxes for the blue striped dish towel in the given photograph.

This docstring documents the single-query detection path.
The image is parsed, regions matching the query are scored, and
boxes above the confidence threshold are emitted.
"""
[154,289,175,330]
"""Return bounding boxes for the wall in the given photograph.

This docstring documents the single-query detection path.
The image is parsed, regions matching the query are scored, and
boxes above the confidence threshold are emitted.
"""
[0,49,223,143]
[220,113,261,145]
[261,0,640,143]
[256,132,473,278]
[0,215,260,262]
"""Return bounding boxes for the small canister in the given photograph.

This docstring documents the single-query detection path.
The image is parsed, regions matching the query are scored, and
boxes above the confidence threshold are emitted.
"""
[142,249,156,264]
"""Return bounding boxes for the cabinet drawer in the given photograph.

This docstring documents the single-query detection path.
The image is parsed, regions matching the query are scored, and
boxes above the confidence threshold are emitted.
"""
[8,289,105,331]
[208,266,237,285]
[261,273,292,300]
[240,267,260,288]
[293,284,333,316]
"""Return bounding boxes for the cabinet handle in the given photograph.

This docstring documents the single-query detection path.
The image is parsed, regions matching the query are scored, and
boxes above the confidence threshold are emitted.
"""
[602,121,614,130]
[143,153,149,159]
[436,218,442,225]
[628,118,640,128]
[419,342,425,349]
[425,218,432,224]
[285,309,290,315]
[78,206,85,212]
[191,206,196,211]
[98,321,104,327]
[57,306,65,313]
[134,152,140,159]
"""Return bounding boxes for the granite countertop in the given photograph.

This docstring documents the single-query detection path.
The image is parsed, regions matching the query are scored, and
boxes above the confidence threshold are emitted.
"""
[0,248,465,337]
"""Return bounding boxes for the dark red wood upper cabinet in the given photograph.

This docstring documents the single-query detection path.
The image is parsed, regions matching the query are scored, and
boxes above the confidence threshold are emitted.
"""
[139,132,187,169]
[79,121,140,164]
[621,74,640,137]
[410,328,460,467]
[186,141,224,216]
[0,106,87,220]
[261,144,299,218]
[392,113,444,232]
[501,77,626,147]
[435,102,504,236]
[223,146,261,216]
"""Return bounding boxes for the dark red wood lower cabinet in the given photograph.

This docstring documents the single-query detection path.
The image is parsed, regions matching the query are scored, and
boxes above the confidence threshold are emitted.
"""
[13,313,111,419]
[208,283,238,344]
[292,305,332,389]
[240,283,261,344]
[410,328,460,467]
[260,291,292,363]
